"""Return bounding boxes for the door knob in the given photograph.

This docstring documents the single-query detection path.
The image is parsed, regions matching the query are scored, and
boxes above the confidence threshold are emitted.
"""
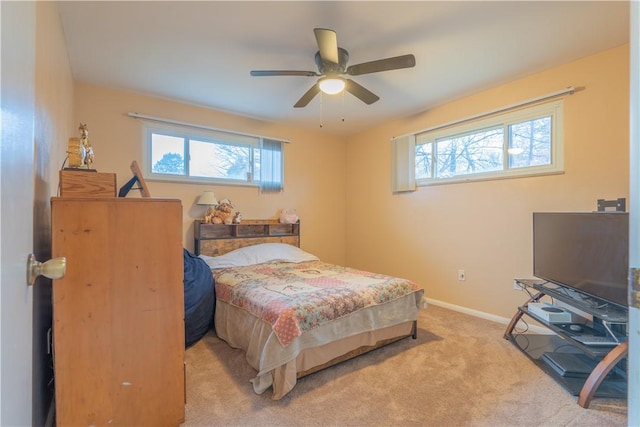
[27,254,66,286]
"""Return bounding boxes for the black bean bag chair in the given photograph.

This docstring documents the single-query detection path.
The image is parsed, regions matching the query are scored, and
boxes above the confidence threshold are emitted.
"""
[183,249,215,347]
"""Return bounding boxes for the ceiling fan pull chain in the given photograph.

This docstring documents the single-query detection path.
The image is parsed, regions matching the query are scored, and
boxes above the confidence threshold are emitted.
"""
[341,91,345,122]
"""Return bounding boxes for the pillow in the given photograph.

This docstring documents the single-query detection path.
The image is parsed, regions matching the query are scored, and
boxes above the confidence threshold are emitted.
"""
[199,243,318,269]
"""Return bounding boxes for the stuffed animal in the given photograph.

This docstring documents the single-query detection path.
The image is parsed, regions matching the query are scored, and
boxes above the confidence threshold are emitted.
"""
[279,208,299,224]
[205,199,235,224]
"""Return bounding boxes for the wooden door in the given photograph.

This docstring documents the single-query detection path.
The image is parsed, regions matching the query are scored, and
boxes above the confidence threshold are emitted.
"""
[52,198,184,426]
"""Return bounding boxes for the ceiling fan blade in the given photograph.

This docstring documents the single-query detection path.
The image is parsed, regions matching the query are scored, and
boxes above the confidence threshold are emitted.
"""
[346,54,416,76]
[314,28,339,64]
[251,70,319,77]
[344,79,379,105]
[294,83,321,108]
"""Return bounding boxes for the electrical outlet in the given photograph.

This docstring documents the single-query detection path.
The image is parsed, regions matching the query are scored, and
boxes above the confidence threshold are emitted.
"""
[458,269,466,281]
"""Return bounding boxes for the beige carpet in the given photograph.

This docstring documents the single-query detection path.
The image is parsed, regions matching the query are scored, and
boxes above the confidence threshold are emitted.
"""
[183,304,627,426]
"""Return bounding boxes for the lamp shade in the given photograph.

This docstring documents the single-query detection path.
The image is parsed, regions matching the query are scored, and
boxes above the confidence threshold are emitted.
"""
[197,191,218,206]
[319,77,345,95]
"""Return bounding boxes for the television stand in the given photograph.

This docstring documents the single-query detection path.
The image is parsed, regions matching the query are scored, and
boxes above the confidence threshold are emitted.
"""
[504,280,628,408]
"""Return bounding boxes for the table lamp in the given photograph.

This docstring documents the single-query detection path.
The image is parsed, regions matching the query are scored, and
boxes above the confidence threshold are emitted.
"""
[197,191,218,219]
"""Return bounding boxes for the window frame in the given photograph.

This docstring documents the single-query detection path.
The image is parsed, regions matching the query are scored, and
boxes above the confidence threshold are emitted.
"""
[415,101,564,186]
[141,121,283,188]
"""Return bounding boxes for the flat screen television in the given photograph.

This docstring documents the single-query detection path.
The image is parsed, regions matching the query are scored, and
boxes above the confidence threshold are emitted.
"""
[533,212,629,308]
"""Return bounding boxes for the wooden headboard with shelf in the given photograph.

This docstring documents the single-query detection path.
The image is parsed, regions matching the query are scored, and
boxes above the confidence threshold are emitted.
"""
[194,219,300,256]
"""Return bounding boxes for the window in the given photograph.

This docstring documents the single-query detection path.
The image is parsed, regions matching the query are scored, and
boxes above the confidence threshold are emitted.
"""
[142,121,284,191]
[414,101,563,185]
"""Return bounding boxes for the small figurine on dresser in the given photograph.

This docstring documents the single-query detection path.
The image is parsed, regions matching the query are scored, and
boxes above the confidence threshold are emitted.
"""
[233,212,242,224]
[66,123,95,170]
[79,123,94,170]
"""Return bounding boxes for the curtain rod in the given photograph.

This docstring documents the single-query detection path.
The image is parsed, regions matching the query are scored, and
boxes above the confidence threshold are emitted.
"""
[127,112,291,143]
[395,86,581,139]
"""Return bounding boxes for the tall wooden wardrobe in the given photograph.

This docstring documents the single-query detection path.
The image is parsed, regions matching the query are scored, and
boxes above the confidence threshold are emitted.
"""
[51,197,185,426]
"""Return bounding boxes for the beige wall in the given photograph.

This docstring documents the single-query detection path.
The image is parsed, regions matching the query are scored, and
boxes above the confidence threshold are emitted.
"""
[34,2,76,425]
[346,44,630,319]
[71,44,629,320]
[71,83,347,264]
[36,2,75,206]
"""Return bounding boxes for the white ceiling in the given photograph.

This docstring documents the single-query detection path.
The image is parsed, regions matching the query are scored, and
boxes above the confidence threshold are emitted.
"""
[57,1,629,136]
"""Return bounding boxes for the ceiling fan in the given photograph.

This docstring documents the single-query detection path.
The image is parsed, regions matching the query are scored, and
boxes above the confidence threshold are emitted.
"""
[250,28,416,108]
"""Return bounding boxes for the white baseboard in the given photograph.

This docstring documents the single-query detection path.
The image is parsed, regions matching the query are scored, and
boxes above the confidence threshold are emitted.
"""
[424,297,552,335]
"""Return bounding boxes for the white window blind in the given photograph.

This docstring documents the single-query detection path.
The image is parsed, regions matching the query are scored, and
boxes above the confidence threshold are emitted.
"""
[391,135,416,193]
[260,138,283,193]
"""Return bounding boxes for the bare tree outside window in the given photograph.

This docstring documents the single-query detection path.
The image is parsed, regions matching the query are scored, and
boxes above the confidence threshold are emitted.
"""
[415,143,432,179]
[415,115,553,182]
[508,117,551,169]
[435,127,503,178]
[189,139,251,180]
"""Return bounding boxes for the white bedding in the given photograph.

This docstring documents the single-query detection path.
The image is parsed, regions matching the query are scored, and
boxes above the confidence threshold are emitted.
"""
[200,243,318,269]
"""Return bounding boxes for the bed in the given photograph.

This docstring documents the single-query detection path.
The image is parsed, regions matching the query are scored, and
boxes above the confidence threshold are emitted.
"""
[198,223,425,400]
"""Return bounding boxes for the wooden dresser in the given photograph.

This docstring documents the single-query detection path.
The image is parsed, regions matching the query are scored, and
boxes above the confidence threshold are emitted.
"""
[51,197,185,426]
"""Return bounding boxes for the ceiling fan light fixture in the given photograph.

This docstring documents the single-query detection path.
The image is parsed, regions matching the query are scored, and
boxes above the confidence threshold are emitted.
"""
[250,28,415,108]
[319,77,345,95]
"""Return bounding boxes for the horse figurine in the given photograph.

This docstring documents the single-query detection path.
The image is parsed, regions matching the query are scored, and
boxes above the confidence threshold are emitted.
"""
[79,123,94,169]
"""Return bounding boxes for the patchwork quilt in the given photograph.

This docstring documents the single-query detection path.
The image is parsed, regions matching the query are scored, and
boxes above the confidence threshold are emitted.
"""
[214,260,421,346]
